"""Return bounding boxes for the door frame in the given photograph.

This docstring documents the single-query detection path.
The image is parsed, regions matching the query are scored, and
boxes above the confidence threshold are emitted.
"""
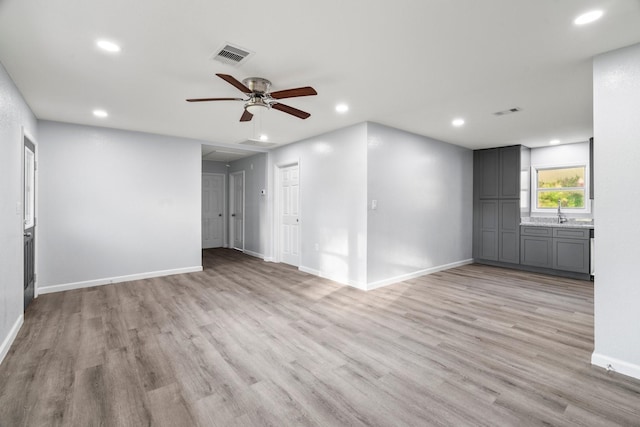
[202,172,227,249]
[229,170,245,252]
[273,161,300,265]
[22,127,38,300]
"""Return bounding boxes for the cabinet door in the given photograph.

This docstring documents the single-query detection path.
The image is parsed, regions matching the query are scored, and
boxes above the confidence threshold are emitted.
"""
[553,238,590,273]
[500,145,521,198]
[477,200,499,260]
[476,149,500,199]
[499,200,519,263]
[520,236,553,268]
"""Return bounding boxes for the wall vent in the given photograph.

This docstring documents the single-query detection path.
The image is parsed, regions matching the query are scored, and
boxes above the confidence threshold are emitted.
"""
[493,107,522,116]
[211,43,253,66]
[239,139,277,148]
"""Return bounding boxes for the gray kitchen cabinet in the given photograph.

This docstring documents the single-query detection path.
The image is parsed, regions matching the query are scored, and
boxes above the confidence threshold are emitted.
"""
[499,199,520,263]
[499,145,521,198]
[476,200,499,260]
[475,148,500,199]
[473,146,521,264]
[552,228,590,273]
[520,226,553,268]
[475,145,521,199]
[519,226,591,274]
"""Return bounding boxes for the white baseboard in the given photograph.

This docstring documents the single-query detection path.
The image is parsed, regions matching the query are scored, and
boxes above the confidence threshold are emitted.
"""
[299,259,473,292]
[366,259,474,291]
[298,266,367,290]
[38,266,203,294]
[592,352,640,380]
[0,314,24,366]
[263,257,276,263]
[243,250,265,260]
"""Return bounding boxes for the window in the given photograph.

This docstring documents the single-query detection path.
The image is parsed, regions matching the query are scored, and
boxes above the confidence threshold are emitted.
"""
[534,166,587,210]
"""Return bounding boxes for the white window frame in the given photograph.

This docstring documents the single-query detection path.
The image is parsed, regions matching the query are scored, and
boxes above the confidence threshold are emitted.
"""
[530,163,590,214]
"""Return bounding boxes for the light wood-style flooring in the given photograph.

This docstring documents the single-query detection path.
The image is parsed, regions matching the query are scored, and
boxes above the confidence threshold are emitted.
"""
[1,249,639,426]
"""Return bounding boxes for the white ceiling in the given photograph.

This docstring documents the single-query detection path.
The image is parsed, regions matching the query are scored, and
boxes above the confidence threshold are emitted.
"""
[1,0,640,158]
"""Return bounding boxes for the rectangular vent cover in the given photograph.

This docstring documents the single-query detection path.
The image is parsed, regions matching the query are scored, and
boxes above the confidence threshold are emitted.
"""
[493,107,522,116]
[212,44,253,66]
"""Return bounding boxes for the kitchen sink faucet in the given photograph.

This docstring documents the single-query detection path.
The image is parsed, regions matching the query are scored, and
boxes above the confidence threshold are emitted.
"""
[558,200,568,224]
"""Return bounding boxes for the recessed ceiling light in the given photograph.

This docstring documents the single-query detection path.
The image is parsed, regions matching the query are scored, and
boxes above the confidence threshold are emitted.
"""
[452,118,465,127]
[335,104,349,113]
[93,109,108,118]
[549,139,560,145]
[574,10,603,25]
[259,134,268,141]
[96,39,121,53]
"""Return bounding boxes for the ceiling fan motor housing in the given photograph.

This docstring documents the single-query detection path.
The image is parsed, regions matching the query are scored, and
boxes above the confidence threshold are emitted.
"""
[242,77,271,94]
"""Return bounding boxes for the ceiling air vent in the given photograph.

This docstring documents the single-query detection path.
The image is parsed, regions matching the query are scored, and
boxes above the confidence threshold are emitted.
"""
[493,107,522,116]
[211,43,253,67]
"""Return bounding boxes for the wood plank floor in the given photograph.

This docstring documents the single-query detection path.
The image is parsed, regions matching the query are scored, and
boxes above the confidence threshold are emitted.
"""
[1,249,640,426]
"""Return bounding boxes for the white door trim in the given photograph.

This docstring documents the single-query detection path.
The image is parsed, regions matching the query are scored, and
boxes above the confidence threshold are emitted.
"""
[229,170,245,252]
[273,161,300,265]
[22,127,38,299]
[202,172,226,249]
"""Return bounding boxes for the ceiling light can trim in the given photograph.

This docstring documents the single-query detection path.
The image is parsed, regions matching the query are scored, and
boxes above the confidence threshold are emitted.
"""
[574,10,603,26]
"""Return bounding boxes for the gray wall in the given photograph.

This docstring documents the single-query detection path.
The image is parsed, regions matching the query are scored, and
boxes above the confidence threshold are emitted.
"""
[0,61,37,361]
[366,123,473,286]
[37,121,202,290]
[267,122,473,289]
[592,42,640,379]
[530,141,590,166]
[228,153,267,257]
[269,124,369,287]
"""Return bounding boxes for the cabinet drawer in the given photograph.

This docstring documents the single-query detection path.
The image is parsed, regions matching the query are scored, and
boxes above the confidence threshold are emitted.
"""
[520,226,552,237]
[553,228,590,240]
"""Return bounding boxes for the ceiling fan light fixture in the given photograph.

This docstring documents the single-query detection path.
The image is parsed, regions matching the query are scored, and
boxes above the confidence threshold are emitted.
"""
[245,99,269,115]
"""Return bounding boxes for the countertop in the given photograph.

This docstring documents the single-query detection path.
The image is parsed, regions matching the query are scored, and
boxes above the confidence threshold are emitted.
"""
[520,217,594,229]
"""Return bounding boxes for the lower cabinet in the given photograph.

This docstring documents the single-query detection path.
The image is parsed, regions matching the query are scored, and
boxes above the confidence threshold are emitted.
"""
[520,226,591,274]
[521,236,553,268]
[475,199,519,263]
[553,228,590,273]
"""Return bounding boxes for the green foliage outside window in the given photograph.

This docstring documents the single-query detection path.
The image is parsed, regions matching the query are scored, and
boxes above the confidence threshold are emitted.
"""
[536,167,586,209]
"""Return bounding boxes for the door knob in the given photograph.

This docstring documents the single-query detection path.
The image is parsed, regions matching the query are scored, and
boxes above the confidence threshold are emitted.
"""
[218,213,222,217]
[231,213,236,217]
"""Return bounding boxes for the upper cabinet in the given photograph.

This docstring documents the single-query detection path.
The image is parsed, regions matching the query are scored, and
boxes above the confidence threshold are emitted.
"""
[475,148,500,198]
[475,145,521,199]
[499,145,521,198]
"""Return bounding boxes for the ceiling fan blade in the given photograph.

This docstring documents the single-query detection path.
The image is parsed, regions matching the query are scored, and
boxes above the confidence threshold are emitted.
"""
[240,110,253,122]
[271,103,311,119]
[216,73,252,93]
[270,86,317,99]
[186,97,244,102]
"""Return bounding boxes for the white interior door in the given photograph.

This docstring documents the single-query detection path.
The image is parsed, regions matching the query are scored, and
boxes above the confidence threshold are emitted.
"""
[230,171,244,251]
[23,136,36,310]
[202,173,224,249]
[280,164,300,266]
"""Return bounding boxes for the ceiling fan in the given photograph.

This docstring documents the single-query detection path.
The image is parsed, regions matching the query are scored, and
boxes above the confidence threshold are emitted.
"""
[187,73,317,122]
